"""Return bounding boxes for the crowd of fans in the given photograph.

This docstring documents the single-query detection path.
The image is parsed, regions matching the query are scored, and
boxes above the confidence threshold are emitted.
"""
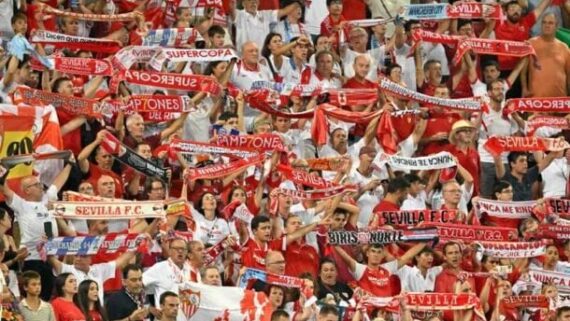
[0,0,569,320]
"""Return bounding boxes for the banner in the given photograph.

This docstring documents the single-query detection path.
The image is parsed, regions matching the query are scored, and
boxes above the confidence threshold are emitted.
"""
[484,136,570,157]
[327,228,439,245]
[526,116,569,136]
[547,198,570,216]
[536,225,570,240]
[377,209,457,226]
[150,48,238,70]
[216,134,286,152]
[477,240,548,258]
[179,282,272,321]
[529,269,570,289]
[238,268,304,289]
[13,87,110,117]
[118,70,223,96]
[375,151,456,171]
[475,198,535,219]
[53,200,166,219]
[170,139,259,159]
[426,223,518,242]
[184,154,264,182]
[53,57,113,76]
[143,28,201,47]
[378,78,482,111]
[453,38,537,66]
[45,233,144,256]
[31,30,122,53]
[402,2,502,20]
[506,97,570,114]
[100,132,170,182]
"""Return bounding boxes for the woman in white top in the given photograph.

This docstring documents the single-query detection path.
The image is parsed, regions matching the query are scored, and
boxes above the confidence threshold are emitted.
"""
[192,192,230,246]
[273,6,310,44]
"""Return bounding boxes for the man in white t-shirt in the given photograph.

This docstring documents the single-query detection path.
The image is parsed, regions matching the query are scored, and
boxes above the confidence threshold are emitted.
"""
[143,238,193,321]
[231,0,302,51]
[341,27,385,81]
[473,79,521,197]
[48,250,136,302]
[397,247,442,292]
[0,156,73,301]
[348,146,383,227]
[401,173,427,210]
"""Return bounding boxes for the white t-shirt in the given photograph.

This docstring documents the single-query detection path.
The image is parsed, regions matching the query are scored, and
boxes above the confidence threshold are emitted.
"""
[273,21,310,43]
[541,157,569,198]
[394,44,417,91]
[60,262,116,302]
[191,207,230,245]
[304,0,328,35]
[348,169,384,228]
[401,191,427,210]
[235,9,279,52]
[397,265,443,292]
[143,259,193,321]
[183,98,212,143]
[477,105,519,163]
[281,60,314,85]
[8,185,59,260]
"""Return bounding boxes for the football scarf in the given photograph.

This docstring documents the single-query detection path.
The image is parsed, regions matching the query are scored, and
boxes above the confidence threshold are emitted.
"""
[52,200,166,219]
[475,198,535,219]
[45,233,145,256]
[327,228,439,245]
[477,240,549,258]
[425,223,518,242]
[484,136,570,157]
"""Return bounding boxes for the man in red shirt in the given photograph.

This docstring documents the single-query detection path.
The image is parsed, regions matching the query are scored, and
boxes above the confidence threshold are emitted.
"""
[434,241,477,321]
[419,86,462,156]
[416,59,443,96]
[334,242,428,297]
[446,120,480,196]
[370,177,410,227]
[282,215,319,278]
[343,55,378,137]
[483,0,551,97]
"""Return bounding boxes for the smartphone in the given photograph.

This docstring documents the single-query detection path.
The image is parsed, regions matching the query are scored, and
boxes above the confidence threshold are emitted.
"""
[44,221,54,239]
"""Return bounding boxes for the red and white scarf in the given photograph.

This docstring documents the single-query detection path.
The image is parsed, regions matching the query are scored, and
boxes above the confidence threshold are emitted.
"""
[425,223,518,242]
[52,57,113,76]
[45,233,145,256]
[13,86,108,117]
[305,157,350,171]
[31,30,122,53]
[484,136,570,157]
[377,210,457,227]
[536,224,570,240]
[506,97,570,114]
[347,18,395,28]
[271,185,358,202]
[150,48,238,70]
[41,4,142,22]
[276,164,338,189]
[52,200,166,219]
[500,295,550,309]
[478,240,549,258]
[169,139,259,159]
[311,104,382,145]
[526,116,569,136]
[117,70,223,96]
[475,198,535,219]
[184,154,264,182]
[112,46,161,70]
[453,38,537,66]
[216,134,286,152]
[327,227,439,245]
[378,78,483,111]
[374,151,457,171]
[529,269,570,289]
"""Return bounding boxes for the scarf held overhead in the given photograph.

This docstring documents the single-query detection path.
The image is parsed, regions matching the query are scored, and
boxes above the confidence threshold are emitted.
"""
[150,48,238,70]
[52,200,166,219]
[506,97,570,114]
[184,154,264,182]
[477,240,549,258]
[216,134,286,152]
[377,209,457,227]
[45,233,144,256]
[484,136,570,157]
[169,139,259,159]
[13,87,110,117]
[402,3,502,20]
[475,198,535,219]
[375,151,457,171]
[117,70,223,96]
[327,228,439,245]
[31,30,122,53]
[425,223,518,242]
[453,38,537,66]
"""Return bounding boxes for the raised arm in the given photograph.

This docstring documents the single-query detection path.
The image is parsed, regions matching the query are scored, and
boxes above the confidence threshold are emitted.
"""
[333,245,356,272]
[397,243,427,268]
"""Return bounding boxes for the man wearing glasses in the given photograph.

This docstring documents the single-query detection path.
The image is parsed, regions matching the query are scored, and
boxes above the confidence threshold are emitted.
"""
[0,154,74,301]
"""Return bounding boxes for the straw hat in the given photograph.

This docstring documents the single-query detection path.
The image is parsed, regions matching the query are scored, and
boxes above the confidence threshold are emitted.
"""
[449,120,475,145]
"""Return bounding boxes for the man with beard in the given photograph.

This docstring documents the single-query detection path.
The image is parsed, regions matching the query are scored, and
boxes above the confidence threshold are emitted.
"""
[527,13,570,98]
[369,177,410,227]
[484,0,552,98]
[474,80,522,197]
[106,264,150,321]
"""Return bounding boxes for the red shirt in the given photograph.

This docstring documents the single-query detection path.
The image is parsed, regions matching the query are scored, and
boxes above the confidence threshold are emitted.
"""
[421,111,462,156]
[343,77,378,137]
[419,82,438,96]
[123,133,162,150]
[494,14,537,70]
[284,240,319,278]
[87,164,124,198]
[354,262,398,297]
[391,114,416,142]
[452,75,475,99]
[240,237,286,270]
[26,1,57,34]
[445,144,480,196]
[341,0,367,20]
[320,15,350,49]
[434,268,477,321]
[51,298,86,321]
[317,224,357,284]
[56,109,83,156]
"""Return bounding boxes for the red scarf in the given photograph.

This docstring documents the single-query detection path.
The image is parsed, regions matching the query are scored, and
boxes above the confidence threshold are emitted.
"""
[425,222,518,242]
[184,154,264,182]
[484,136,570,157]
[506,97,570,114]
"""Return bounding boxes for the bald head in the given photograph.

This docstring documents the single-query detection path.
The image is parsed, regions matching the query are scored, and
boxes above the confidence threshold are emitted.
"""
[242,41,259,64]
[265,250,285,275]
